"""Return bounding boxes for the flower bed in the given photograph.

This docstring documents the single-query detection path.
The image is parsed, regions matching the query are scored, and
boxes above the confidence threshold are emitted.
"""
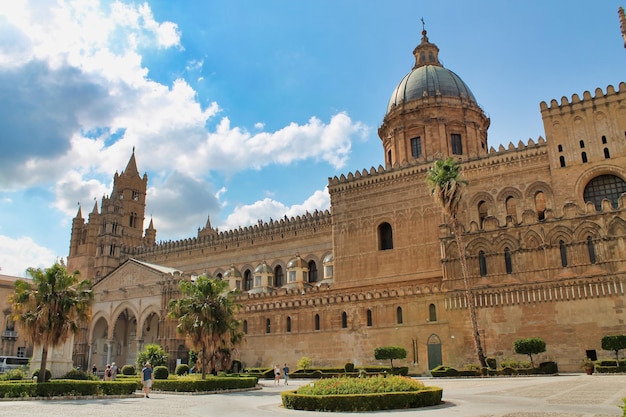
[281,375,442,412]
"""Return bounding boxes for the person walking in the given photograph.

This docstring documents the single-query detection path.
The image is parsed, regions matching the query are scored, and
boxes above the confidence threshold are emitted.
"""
[104,364,112,381]
[282,363,290,385]
[92,364,97,376]
[111,362,118,380]
[274,364,281,385]
[141,362,154,398]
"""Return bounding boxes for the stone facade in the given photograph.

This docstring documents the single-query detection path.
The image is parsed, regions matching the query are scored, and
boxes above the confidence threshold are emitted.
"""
[0,274,33,359]
[69,17,626,373]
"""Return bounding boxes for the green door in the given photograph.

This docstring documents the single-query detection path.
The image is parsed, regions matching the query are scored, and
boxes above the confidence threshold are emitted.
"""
[427,334,442,370]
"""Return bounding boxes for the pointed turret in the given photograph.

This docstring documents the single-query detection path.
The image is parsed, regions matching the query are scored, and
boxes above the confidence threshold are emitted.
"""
[76,204,83,219]
[91,199,99,215]
[412,20,441,69]
[619,6,626,49]
[144,217,157,246]
[123,148,139,177]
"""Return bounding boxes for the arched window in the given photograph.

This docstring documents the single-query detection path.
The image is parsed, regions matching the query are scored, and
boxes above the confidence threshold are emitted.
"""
[478,201,488,226]
[559,240,568,267]
[274,265,284,287]
[478,250,487,277]
[580,140,585,148]
[602,135,607,144]
[396,306,403,324]
[559,156,566,167]
[314,314,320,331]
[265,318,271,334]
[582,152,588,163]
[604,148,611,158]
[535,191,547,221]
[308,260,318,283]
[244,269,253,291]
[286,316,292,333]
[378,222,393,250]
[587,236,596,264]
[558,144,563,152]
[429,304,437,322]
[366,309,373,327]
[504,247,512,274]
[505,196,517,222]
[243,320,248,334]
[341,312,348,329]
[583,175,626,211]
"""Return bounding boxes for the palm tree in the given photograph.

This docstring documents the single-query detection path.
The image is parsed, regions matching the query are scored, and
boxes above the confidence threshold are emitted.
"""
[168,275,243,379]
[426,157,487,368]
[11,262,93,382]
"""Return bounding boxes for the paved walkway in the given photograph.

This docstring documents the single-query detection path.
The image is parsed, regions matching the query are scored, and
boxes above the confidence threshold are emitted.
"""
[0,374,624,417]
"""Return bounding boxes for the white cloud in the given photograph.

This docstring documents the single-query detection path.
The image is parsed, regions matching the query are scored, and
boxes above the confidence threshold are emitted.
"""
[0,235,58,277]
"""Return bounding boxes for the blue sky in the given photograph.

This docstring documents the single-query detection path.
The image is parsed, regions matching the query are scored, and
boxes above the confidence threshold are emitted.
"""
[0,1,624,277]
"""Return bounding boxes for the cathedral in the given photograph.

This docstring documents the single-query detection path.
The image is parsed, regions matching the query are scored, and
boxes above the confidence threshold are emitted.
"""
[67,10,626,374]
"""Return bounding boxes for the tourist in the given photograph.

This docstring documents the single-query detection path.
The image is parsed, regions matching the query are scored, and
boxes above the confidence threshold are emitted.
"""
[282,363,289,385]
[104,364,112,381]
[274,364,280,385]
[111,362,118,380]
[92,363,97,376]
[142,362,154,398]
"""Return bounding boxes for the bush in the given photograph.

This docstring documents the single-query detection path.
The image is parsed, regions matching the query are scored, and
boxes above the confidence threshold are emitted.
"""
[601,334,626,362]
[32,369,52,382]
[344,362,355,373]
[374,346,407,368]
[0,368,27,381]
[153,376,257,392]
[121,365,136,375]
[513,337,546,368]
[153,365,169,379]
[175,364,190,376]
[430,365,459,377]
[136,344,168,369]
[297,357,313,370]
[230,360,243,373]
[62,368,97,380]
[486,357,497,369]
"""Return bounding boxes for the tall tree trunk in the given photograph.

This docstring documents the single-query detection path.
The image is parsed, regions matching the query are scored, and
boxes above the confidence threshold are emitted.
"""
[451,218,487,368]
[201,347,207,380]
[39,344,49,383]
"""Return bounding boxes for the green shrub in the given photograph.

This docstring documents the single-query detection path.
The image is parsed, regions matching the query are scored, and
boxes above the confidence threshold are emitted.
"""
[486,357,497,369]
[500,360,531,369]
[536,361,558,374]
[62,368,97,380]
[175,364,190,376]
[430,365,459,377]
[121,365,136,375]
[0,369,27,381]
[153,376,257,392]
[153,365,169,379]
[32,369,52,382]
[297,357,313,370]
[513,337,546,368]
[601,334,626,362]
[344,362,355,373]
[374,346,407,368]
[136,344,168,369]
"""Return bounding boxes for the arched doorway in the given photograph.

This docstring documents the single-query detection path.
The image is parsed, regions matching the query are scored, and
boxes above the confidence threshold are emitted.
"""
[427,334,442,370]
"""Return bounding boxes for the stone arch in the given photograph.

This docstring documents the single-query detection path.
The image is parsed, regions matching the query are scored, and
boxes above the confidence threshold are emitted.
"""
[545,226,574,245]
[608,217,626,236]
[493,233,520,252]
[466,237,494,254]
[523,230,544,249]
[573,221,603,241]
[574,165,626,209]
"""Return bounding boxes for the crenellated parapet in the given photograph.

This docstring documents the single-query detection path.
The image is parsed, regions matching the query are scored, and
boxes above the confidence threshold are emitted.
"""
[539,83,626,114]
[122,209,332,257]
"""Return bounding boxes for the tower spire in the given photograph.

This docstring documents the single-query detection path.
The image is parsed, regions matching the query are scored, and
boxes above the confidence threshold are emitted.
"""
[412,19,441,69]
[619,6,626,50]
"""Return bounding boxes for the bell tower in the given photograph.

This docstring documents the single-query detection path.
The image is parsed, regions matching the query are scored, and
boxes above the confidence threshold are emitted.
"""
[67,150,155,282]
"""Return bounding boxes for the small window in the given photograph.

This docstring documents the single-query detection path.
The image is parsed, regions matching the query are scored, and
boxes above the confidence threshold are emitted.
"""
[286,316,292,333]
[274,265,284,287]
[132,190,139,200]
[478,201,488,227]
[601,136,607,144]
[378,222,393,250]
[587,236,596,264]
[579,140,585,149]
[314,314,320,331]
[410,137,422,158]
[451,134,463,155]
[559,240,568,267]
[366,309,373,327]
[504,247,512,274]
[582,152,588,163]
[387,150,392,165]
[429,304,437,322]
[308,260,318,283]
[243,320,248,334]
[505,196,517,222]
[559,156,566,167]
[604,148,610,159]
[266,318,271,334]
[341,312,348,329]
[396,306,403,324]
[244,270,253,291]
[479,250,487,276]
[535,192,546,221]
[558,144,563,152]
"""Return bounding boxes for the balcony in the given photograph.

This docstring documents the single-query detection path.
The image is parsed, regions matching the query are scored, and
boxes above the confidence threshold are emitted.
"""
[1,330,18,340]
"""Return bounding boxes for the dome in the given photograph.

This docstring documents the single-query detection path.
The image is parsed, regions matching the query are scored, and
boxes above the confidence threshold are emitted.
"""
[254,261,272,274]
[287,255,307,269]
[322,253,334,264]
[223,265,241,278]
[385,28,477,115]
[386,65,477,114]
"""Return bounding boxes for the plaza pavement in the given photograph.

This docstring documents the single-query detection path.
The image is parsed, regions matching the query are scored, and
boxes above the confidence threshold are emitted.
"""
[0,373,624,417]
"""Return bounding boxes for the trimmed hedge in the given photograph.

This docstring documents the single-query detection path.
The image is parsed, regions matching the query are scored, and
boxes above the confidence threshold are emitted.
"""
[0,380,137,398]
[281,386,443,411]
[432,361,558,377]
[153,377,257,392]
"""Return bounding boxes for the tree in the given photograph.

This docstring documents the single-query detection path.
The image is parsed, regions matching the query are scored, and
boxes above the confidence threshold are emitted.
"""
[11,262,93,382]
[374,346,407,368]
[426,157,487,368]
[297,357,313,370]
[136,343,169,369]
[513,337,546,368]
[601,335,626,362]
[167,275,243,379]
